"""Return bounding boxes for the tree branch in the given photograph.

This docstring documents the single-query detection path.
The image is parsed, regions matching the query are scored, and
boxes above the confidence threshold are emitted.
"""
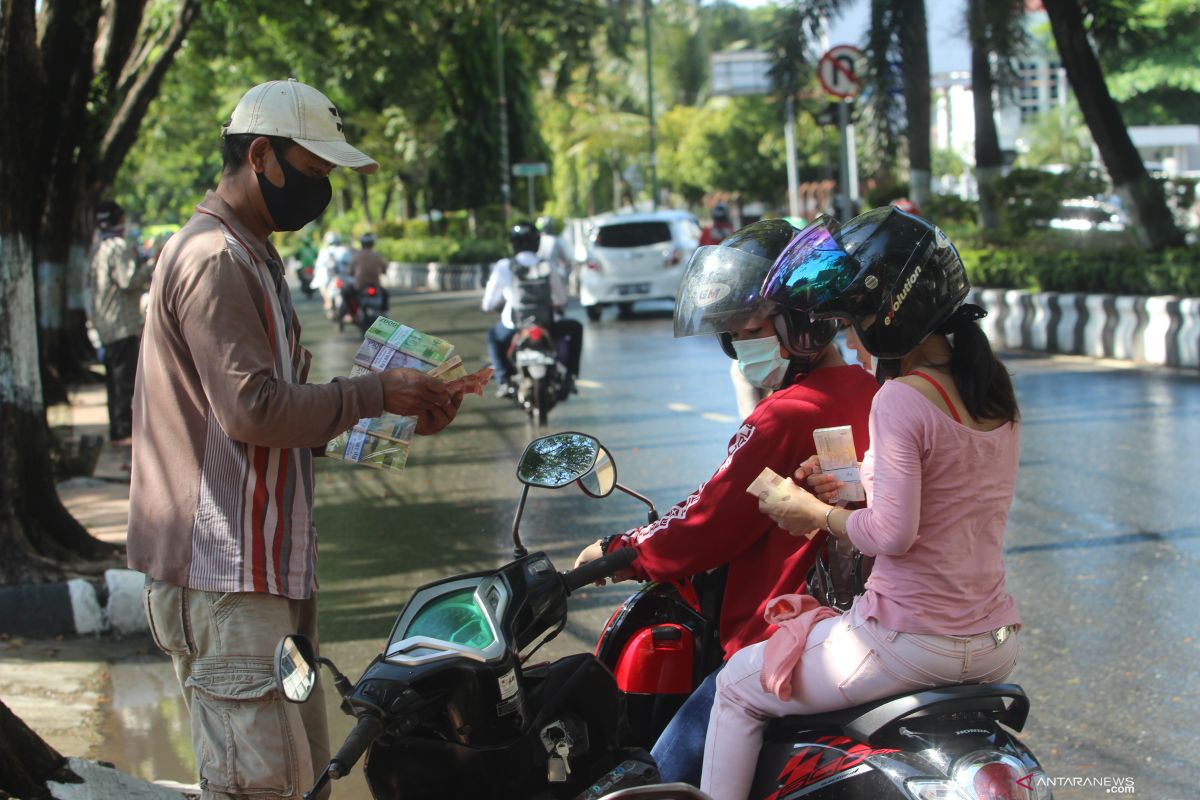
[95,0,199,194]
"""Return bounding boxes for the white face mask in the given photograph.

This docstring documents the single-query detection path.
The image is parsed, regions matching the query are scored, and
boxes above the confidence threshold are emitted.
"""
[732,335,791,390]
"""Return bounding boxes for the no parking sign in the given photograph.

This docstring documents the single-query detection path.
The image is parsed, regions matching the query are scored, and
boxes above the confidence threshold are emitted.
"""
[818,45,865,99]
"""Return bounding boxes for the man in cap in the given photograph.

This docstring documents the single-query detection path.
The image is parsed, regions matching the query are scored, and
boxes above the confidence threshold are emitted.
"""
[88,200,152,446]
[129,79,461,800]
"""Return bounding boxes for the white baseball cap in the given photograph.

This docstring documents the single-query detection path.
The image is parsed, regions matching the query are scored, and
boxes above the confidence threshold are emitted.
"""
[223,78,379,174]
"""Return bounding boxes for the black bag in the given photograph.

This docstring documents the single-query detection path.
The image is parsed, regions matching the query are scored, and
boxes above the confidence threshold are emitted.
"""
[807,534,874,613]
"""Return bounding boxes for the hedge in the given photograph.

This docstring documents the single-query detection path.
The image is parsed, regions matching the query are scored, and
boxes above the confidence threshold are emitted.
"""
[375,236,507,265]
[958,240,1200,296]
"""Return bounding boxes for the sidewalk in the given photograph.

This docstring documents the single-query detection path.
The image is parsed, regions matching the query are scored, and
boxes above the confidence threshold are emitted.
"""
[0,385,195,798]
[52,383,135,546]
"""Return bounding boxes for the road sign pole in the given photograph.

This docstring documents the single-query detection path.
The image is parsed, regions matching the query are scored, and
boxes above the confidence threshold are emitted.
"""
[785,94,800,219]
[527,175,535,217]
[845,105,860,213]
[837,100,851,219]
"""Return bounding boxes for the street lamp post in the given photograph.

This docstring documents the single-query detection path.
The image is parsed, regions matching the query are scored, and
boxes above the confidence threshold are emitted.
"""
[495,5,511,225]
[644,0,658,210]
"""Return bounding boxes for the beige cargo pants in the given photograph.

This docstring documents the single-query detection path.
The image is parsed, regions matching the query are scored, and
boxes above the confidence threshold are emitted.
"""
[144,581,330,800]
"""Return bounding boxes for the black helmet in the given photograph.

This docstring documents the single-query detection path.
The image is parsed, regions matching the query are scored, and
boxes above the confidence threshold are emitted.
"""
[761,207,969,365]
[359,232,376,248]
[711,203,730,223]
[674,219,839,365]
[509,221,541,255]
[536,215,560,236]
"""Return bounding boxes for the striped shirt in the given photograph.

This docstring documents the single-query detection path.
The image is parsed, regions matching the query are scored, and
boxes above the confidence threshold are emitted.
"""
[127,192,385,599]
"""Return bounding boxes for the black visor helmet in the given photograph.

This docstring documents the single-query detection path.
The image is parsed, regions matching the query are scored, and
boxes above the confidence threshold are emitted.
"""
[761,207,968,364]
[509,221,541,255]
[674,219,840,362]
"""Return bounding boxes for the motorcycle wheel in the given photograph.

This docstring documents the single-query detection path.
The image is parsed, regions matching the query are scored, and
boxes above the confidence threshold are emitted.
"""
[585,305,602,322]
[530,380,551,426]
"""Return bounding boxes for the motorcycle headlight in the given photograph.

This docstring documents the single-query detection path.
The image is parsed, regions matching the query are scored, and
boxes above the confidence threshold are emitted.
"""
[405,587,496,649]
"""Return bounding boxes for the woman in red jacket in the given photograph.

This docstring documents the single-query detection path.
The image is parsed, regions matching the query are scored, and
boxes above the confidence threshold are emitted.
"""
[573,218,879,786]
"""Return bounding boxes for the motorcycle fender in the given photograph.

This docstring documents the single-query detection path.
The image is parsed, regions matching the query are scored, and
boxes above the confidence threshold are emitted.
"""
[611,624,693,694]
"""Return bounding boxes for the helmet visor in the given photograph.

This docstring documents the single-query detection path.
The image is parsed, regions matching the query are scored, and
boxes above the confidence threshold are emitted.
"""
[673,245,776,338]
[760,217,861,314]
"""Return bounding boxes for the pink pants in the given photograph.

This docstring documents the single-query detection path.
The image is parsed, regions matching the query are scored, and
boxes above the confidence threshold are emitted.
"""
[700,604,1020,800]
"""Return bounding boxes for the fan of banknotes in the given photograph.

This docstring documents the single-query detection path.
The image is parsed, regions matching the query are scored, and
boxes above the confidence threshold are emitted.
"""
[326,317,493,472]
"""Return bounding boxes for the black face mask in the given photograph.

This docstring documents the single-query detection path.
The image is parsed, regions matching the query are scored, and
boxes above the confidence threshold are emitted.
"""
[256,144,332,232]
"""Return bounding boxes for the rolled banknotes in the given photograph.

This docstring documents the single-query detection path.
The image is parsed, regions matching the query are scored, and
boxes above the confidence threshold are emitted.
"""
[365,318,456,364]
[326,428,411,471]
[747,466,817,540]
[354,338,437,372]
[350,413,418,444]
[812,425,866,502]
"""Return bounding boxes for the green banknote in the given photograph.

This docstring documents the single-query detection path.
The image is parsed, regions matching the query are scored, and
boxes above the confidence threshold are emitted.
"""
[365,317,455,364]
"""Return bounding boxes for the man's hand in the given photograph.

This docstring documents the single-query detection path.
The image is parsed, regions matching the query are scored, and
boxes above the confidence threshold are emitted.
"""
[413,391,463,435]
[380,368,452,417]
[573,539,634,586]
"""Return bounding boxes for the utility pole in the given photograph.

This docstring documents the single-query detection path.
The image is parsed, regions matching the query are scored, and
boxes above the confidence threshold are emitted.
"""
[644,0,658,210]
[495,5,511,225]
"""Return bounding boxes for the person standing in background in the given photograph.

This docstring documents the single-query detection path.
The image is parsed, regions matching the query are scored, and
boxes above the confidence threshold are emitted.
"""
[88,200,153,446]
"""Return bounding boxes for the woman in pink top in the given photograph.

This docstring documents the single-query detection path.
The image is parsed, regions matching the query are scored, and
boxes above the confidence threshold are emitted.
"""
[699,208,1023,800]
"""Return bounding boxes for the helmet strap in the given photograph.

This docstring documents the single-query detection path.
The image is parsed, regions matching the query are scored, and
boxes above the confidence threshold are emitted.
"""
[782,354,815,385]
[875,358,902,384]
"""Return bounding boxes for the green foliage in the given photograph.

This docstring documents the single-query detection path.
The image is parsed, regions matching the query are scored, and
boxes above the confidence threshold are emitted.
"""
[956,232,1200,296]
[996,167,1108,231]
[924,194,978,226]
[375,236,506,265]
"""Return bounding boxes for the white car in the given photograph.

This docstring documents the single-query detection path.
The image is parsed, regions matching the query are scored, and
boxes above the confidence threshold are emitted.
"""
[580,210,701,321]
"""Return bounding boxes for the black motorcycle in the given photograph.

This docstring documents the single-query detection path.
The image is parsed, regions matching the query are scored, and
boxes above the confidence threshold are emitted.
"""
[297,262,316,298]
[356,283,389,334]
[273,433,701,800]
[505,263,571,426]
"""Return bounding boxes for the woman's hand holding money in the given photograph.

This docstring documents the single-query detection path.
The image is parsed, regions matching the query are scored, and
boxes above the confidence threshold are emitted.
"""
[757,478,821,536]
[794,455,843,505]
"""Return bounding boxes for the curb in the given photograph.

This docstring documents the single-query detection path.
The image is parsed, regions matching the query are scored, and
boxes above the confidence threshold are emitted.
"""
[0,569,148,638]
[969,288,1200,369]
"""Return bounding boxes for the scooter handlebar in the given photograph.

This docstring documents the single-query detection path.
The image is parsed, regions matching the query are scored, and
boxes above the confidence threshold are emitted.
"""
[327,713,384,779]
[561,547,637,593]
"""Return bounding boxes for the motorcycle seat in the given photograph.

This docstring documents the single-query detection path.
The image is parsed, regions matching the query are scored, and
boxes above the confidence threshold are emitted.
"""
[764,682,1029,746]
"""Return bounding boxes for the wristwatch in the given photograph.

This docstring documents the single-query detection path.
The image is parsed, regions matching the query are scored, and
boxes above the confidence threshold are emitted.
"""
[599,534,621,555]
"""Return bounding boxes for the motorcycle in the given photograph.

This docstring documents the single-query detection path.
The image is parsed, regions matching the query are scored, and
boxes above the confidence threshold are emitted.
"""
[505,264,572,426]
[595,516,1055,798]
[273,432,704,800]
[297,262,316,298]
[356,282,389,334]
[326,276,356,333]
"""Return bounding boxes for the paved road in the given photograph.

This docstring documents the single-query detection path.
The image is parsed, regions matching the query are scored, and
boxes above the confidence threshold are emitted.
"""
[96,289,1199,799]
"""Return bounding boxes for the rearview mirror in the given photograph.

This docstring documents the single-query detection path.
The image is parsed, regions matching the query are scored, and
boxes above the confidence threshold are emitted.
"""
[578,446,616,498]
[274,634,318,703]
[516,432,600,489]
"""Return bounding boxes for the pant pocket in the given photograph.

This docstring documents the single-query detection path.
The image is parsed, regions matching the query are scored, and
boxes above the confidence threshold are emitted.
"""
[145,581,196,657]
[186,657,299,797]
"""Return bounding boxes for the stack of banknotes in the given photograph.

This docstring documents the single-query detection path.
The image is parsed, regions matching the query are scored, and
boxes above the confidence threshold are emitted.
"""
[326,317,494,472]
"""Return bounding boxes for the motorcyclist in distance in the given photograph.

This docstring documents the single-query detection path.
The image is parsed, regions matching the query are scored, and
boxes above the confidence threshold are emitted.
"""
[699,202,735,246]
[572,218,880,787]
[348,232,390,313]
[315,230,353,316]
[482,221,584,399]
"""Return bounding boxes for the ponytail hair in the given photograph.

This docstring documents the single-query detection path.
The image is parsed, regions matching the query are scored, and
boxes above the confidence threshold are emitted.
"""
[940,306,1020,423]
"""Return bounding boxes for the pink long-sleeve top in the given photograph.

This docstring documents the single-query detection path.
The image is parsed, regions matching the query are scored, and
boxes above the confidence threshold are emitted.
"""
[846,380,1023,635]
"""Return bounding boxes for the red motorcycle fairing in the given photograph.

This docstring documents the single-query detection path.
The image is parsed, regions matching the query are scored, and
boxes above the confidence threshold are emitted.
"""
[758,735,900,800]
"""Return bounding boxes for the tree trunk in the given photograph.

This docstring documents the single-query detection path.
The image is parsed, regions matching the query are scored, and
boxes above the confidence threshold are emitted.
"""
[1042,0,1184,251]
[0,697,81,799]
[3,0,122,587]
[900,0,932,208]
[968,0,1004,231]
